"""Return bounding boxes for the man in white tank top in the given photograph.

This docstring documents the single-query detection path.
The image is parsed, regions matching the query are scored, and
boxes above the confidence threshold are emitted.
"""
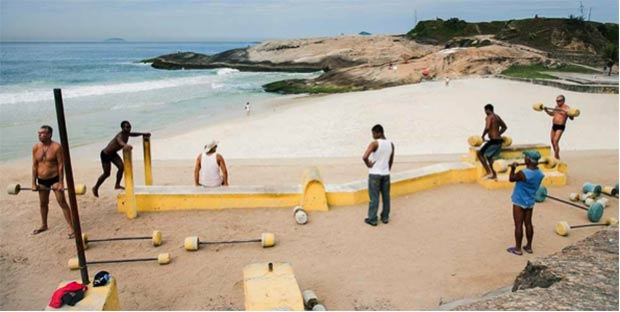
[194,140,228,187]
[362,124,395,226]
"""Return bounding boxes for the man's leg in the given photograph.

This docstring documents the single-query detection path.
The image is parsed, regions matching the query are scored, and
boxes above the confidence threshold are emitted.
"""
[366,175,380,225]
[93,158,112,197]
[111,153,125,189]
[53,189,74,238]
[487,156,497,180]
[512,205,525,254]
[477,150,491,176]
[33,190,50,234]
[380,175,391,223]
[552,129,564,160]
[523,208,534,253]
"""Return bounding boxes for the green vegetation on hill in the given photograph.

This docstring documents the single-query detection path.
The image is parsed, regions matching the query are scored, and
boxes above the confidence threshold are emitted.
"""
[501,63,598,79]
[407,17,619,66]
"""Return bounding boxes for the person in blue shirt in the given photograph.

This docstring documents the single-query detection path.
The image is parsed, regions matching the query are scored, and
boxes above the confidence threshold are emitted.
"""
[507,150,545,256]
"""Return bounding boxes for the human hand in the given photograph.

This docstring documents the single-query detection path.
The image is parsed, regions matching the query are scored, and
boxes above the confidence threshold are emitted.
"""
[510,161,518,168]
[144,133,151,138]
[123,144,133,151]
[32,184,38,192]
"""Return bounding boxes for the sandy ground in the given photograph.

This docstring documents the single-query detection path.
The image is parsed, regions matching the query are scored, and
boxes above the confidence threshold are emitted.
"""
[0,78,618,310]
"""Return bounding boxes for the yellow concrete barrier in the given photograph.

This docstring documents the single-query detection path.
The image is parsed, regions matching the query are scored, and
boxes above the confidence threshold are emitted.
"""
[122,147,137,219]
[243,262,304,311]
[300,167,328,211]
[45,277,120,311]
[143,137,153,186]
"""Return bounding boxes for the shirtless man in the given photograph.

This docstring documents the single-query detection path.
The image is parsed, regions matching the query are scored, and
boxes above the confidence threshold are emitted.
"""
[92,121,150,197]
[477,104,508,180]
[545,95,573,160]
[31,125,74,238]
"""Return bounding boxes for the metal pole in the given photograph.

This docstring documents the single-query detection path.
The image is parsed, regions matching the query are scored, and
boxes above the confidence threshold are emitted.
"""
[53,89,89,285]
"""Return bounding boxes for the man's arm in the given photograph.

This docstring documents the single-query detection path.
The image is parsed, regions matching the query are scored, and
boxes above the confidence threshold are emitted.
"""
[32,145,38,191]
[217,154,228,186]
[498,116,508,135]
[508,162,526,182]
[194,155,201,186]
[389,143,395,170]
[362,141,378,168]
[481,115,491,139]
[55,144,65,190]
[543,107,555,117]
[115,133,128,147]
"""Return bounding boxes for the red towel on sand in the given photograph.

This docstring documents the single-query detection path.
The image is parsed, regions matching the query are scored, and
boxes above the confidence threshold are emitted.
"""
[49,281,87,308]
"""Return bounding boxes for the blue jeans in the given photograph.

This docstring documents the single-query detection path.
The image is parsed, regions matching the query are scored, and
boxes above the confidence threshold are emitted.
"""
[367,174,391,223]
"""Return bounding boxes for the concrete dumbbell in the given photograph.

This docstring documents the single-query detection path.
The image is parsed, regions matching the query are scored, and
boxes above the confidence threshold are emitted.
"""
[535,186,606,222]
[602,185,619,197]
[7,183,87,195]
[494,156,557,173]
[532,103,580,117]
[81,230,162,250]
[582,182,602,197]
[303,290,319,309]
[67,253,171,270]
[184,233,276,251]
[293,206,308,225]
[467,135,512,147]
[555,217,618,236]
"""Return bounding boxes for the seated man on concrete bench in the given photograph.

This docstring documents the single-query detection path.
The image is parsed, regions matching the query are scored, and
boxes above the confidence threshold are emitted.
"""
[194,140,228,187]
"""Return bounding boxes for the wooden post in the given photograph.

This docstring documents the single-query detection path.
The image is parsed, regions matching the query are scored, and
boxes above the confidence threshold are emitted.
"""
[123,146,138,219]
[143,137,152,185]
[53,89,89,285]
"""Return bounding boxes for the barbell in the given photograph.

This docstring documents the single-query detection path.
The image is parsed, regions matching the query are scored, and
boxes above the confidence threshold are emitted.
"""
[80,230,162,250]
[493,157,557,173]
[184,233,275,251]
[467,135,512,147]
[532,103,580,118]
[293,206,308,225]
[7,183,86,195]
[68,253,171,270]
[535,186,606,222]
[555,217,617,236]
[568,192,596,202]
[602,184,619,197]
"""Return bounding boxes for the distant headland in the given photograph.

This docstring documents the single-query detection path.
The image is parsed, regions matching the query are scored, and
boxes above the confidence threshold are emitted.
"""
[104,38,126,43]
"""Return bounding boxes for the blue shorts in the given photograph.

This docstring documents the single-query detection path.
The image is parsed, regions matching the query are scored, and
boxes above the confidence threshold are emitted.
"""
[480,139,503,159]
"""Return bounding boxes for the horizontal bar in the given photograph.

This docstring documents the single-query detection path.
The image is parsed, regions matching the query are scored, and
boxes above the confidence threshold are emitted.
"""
[571,224,607,229]
[200,239,261,245]
[87,258,156,265]
[88,237,150,243]
[546,194,588,211]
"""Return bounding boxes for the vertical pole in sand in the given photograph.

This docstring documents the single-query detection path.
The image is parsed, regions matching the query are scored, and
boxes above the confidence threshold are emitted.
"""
[123,146,138,219]
[143,137,152,185]
[53,89,89,285]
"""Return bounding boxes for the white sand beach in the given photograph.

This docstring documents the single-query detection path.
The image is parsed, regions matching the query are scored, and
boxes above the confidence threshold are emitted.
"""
[0,77,618,310]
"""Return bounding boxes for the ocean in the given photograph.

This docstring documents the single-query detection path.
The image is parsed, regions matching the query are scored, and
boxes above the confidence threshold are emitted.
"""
[0,42,319,161]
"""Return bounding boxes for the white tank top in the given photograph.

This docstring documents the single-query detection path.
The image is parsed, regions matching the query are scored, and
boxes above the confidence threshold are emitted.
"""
[369,139,393,175]
[199,153,222,187]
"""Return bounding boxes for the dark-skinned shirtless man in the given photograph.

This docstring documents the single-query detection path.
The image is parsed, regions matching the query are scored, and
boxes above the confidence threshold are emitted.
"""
[477,104,507,180]
[544,94,573,160]
[92,121,150,197]
[31,125,74,238]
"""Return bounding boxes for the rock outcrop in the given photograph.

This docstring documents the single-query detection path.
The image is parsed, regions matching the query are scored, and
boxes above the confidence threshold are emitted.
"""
[452,227,619,310]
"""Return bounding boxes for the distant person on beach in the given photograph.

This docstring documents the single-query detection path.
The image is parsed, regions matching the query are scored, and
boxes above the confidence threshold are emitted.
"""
[92,121,150,197]
[477,104,507,180]
[445,77,450,86]
[506,150,544,256]
[362,124,395,226]
[245,102,251,116]
[194,140,228,187]
[388,63,393,70]
[544,94,572,160]
[31,125,74,238]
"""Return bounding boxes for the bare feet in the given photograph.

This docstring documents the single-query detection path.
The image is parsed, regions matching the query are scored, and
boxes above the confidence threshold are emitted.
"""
[32,227,48,235]
[485,175,497,181]
[67,232,75,239]
[114,185,125,190]
[92,187,99,198]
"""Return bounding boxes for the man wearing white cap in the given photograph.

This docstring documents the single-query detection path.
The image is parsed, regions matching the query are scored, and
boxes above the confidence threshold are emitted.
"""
[194,140,228,187]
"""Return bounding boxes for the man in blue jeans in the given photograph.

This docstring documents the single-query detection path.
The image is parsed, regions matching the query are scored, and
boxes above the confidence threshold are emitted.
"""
[362,124,395,226]
[507,150,545,256]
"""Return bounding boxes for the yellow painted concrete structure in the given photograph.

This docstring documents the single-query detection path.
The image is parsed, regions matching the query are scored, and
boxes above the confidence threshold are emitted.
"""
[143,137,153,186]
[243,262,304,311]
[45,277,120,311]
[117,141,567,217]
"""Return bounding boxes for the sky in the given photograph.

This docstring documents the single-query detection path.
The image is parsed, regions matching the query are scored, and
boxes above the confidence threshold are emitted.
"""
[1,0,618,42]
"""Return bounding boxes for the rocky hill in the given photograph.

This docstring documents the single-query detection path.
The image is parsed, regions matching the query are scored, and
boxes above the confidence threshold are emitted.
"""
[144,18,618,94]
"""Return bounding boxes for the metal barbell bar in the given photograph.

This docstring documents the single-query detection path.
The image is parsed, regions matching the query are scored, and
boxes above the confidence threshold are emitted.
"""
[184,233,275,251]
[7,183,87,195]
[68,253,171,270]
[532,103,580,118]
[81,230,162,249]
[555,217,618,236]
[535,186,606,222]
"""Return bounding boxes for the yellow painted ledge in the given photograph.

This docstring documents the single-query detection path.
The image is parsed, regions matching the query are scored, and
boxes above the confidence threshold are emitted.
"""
[45,277,119,311]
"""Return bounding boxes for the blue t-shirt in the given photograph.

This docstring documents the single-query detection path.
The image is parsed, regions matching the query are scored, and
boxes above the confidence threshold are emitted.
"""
[511,167,545,208]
